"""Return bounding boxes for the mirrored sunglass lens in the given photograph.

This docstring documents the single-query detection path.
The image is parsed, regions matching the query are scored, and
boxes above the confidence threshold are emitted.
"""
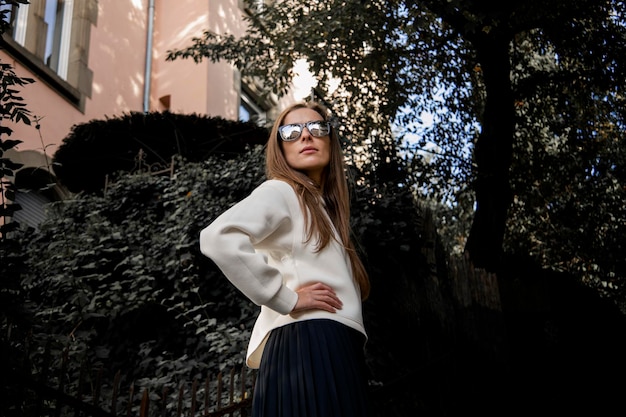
[280,125,303,141]
[308,122,330,137]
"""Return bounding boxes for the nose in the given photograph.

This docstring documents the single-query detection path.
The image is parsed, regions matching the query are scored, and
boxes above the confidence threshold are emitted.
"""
[299,126,313,140]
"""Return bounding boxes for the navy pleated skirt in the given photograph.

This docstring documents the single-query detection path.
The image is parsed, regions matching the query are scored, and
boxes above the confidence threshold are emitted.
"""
[252,319,371,417]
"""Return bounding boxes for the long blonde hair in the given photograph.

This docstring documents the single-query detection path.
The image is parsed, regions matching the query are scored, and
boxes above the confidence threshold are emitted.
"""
[265,101,370,300]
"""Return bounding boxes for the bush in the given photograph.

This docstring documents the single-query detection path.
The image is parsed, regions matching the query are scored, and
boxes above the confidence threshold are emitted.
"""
[5,114,437,416]
[52,111,269,193]
[12,147,265,396]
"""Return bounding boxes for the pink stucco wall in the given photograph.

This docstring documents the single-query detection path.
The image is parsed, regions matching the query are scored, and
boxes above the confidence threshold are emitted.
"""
[152,0,245,119]
[1,0,244,171]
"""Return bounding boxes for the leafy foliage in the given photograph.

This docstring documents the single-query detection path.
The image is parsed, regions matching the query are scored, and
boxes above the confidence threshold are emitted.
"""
[0,0,35,336]
[4,137,430,413]
[0,48,35,236]
[12,148,265,396]
[167,0,626,306]
[506,26,626,305]
[52,111,269,193]
[2,0,625,414]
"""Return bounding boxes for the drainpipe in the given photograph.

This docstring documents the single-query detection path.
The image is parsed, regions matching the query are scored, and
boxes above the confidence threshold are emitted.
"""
[143,0,156,113]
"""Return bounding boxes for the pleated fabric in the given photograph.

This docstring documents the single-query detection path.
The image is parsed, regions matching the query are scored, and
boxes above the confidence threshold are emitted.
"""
[252,319,371,417]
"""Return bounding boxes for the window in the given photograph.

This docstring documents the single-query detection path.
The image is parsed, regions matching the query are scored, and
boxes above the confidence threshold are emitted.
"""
[12,166,66,229]
[44,0,71,76]
[0,2,17,33]
[239,88,267,126]
[10,0,73,78]
[1,0,96,109]
[12,189,51,229]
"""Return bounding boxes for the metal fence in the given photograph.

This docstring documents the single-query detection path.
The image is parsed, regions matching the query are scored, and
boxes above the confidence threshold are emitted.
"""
[4,340,255,417]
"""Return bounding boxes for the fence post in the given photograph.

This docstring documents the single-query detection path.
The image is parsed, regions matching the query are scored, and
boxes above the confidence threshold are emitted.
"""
[216,372,223,411]
[126,382,135,417]
[204,374,211,414]
[140,388,149,417]
[160,386,169,417]
[177,384,184,417]
[228,368,235,409]
[190,378,198,416]
[111,370,121,416]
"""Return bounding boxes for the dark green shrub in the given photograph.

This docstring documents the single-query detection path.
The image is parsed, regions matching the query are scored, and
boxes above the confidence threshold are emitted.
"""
[17,147,266,398]
[52,111,269,193]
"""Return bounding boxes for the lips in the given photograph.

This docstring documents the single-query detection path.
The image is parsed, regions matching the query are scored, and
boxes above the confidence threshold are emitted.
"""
[300,146,317,153]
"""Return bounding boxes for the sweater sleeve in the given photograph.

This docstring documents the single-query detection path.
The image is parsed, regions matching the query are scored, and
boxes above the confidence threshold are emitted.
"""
[199,181,299,315]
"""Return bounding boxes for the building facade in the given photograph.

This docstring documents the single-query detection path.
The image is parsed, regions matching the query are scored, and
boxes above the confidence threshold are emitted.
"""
[1,0,309,227]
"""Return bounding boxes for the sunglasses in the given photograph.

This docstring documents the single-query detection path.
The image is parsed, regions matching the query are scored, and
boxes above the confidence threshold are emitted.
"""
[278,121,331,142]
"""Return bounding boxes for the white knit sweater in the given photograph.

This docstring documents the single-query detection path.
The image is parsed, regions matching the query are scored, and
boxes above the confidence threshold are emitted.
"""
[199,179,366,368]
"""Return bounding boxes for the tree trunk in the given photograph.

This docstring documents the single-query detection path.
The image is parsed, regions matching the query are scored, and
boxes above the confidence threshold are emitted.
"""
[464,34,514,271]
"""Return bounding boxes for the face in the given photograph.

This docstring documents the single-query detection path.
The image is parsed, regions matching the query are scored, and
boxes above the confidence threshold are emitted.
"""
[280,107,331,184]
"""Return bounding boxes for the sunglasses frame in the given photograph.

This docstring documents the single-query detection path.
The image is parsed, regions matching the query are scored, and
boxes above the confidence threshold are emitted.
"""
[278,120,332,142]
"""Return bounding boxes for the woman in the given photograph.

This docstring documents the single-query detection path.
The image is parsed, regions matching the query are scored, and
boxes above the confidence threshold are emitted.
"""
[199,101,371,416]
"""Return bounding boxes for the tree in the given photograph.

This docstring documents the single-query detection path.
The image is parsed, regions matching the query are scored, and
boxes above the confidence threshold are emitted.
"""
[0,0,36,335]
[0,0,34,237]
[167,0,626,301]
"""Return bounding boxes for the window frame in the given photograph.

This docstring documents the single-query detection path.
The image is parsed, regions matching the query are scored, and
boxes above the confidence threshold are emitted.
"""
[239,86,267,126]
[0,0,96,110]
